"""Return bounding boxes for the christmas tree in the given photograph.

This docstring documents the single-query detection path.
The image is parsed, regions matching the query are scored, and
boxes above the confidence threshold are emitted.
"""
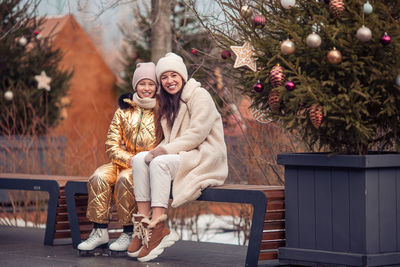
[192,0,400,155]
[0,0,72,135]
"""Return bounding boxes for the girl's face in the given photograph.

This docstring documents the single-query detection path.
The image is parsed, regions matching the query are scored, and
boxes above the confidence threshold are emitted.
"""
[136,79,157,98]
[160,71,183,95]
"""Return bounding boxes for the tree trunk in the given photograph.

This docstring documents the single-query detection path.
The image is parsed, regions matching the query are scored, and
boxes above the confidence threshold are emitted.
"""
[151,0,172,63]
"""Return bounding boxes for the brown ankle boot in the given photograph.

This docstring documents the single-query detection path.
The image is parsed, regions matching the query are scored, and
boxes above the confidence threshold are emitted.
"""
[127,213,148,258]
[137,214,179,262]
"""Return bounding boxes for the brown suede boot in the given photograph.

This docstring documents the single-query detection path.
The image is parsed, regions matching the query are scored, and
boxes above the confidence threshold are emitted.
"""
[127,213,147,258]
[137,214,179,262]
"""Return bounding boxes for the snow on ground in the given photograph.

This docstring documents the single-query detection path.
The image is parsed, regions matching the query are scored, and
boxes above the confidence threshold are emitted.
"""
[173,214,247,245]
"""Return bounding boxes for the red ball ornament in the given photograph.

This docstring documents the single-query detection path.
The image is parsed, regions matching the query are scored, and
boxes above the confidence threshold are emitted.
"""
[34,30,39,35]
[221,50,231,60]
[253,81,264,92]
[191,48,198,55]
[285,81,295,91]
[270,64,285,88]
[268,89,281,113]
[380,32,391,45]
[253,15,266,28]
[309,105,323,129]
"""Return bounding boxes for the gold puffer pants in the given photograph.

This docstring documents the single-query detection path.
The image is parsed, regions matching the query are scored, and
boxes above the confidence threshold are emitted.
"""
[86,96,157,225]
[86,162,137,225]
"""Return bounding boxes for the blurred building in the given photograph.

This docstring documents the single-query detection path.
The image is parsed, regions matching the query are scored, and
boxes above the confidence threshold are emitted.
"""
[40,15,117,176]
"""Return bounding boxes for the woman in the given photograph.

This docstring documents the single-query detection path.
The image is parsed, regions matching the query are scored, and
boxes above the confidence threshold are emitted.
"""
[128,52,228,262]
[77,62,162,255]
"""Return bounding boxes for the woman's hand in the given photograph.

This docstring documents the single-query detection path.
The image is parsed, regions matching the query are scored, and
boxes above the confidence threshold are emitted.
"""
[144,147,168,165]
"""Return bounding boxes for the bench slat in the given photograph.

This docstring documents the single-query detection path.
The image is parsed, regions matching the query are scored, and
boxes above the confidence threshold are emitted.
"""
[260,240,285,250]
[263,220,285,231]
[262,230,285,240]
[258,250,278,260]
[265,210,284,220]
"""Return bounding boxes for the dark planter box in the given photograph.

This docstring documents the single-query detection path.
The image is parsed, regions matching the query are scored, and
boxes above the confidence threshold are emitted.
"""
[277,153,400,267]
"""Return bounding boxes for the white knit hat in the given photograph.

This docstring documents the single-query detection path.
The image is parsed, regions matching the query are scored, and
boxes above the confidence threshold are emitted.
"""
[156,52,188,82]
[132,62,157,91]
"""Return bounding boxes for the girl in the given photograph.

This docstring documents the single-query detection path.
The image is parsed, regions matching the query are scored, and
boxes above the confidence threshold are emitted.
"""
[127,53,228,262]
[77,62,162,255]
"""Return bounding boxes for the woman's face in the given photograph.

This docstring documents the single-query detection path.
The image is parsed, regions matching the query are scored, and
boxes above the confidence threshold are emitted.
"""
[160,71,183,95]
[136,79,157,98]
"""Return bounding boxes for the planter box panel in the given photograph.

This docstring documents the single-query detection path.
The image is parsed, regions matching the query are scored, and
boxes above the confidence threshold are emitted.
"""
[397,168,400,252]
[315,168,333,251]
[284,166,299,247]
[285,167,299,247]
[379,168,397,252]
[298,167,316,249]
[349,169,366,253]
[365,169,380,253]
[332,168,351,252]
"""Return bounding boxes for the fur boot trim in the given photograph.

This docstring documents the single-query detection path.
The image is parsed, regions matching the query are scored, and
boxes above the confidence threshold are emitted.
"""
[142,214,167,228]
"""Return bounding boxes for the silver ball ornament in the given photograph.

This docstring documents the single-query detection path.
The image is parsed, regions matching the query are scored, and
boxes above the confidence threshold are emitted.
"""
[306,32,322,48]
[396,74,400,87]
[4,90,14,101]
[18,36,27,46]
[363,1,373,15]
[356,25,372,42]
[280,0,296,9]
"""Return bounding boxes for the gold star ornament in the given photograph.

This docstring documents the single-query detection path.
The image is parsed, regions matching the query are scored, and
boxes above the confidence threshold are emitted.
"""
[35,71,52,92]
[230,41,257,72]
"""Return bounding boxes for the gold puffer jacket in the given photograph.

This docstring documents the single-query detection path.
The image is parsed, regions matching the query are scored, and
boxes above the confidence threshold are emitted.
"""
[105,93,157,168]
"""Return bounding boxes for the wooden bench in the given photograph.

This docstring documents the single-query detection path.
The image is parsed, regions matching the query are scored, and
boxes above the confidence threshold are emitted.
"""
[64,181,285,267]
[0,173,85,245]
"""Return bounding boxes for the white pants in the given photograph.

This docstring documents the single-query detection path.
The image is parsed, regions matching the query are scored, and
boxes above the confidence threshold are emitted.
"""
[131,151,181,208]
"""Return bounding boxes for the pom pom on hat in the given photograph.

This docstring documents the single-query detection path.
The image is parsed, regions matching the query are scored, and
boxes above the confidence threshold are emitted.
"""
[132,62,157,91]
[156,52,188,82]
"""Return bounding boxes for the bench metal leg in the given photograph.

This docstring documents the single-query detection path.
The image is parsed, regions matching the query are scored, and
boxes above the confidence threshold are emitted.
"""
[43,181,60,246]
[65,181,88,248]
[0,178,60,246]
[199,188,267,267]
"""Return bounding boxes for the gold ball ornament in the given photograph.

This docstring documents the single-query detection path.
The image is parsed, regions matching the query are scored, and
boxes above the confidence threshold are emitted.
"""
[4,90,14,101]
[280,39,296,55]
[240,5,253,18]
[356,25,372,42]
[327,47,342,64]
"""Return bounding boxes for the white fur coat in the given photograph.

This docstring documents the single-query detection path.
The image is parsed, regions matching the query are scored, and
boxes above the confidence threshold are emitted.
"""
[159,78,228,207]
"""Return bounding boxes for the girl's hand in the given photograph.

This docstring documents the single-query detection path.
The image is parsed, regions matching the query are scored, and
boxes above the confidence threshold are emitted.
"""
[144,147,168,165]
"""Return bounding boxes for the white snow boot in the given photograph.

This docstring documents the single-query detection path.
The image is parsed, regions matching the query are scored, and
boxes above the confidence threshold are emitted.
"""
[77,228,109,256]
[109,232,132,252]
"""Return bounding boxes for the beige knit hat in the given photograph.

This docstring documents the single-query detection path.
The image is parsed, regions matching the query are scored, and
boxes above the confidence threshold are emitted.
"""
[132,62,157,91]
[156,52,188,82]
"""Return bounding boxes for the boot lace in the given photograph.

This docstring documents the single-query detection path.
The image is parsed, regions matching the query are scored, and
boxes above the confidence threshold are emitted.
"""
[141,226,152,248]
[84,228,103,245]
[133,220,148,242]
[114,232,130,245]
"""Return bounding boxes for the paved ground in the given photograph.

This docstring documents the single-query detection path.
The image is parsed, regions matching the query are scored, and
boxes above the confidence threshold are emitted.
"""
[0,226,285,267]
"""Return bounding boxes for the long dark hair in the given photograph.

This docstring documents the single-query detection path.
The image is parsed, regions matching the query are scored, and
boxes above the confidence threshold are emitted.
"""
[158,81,185,129]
